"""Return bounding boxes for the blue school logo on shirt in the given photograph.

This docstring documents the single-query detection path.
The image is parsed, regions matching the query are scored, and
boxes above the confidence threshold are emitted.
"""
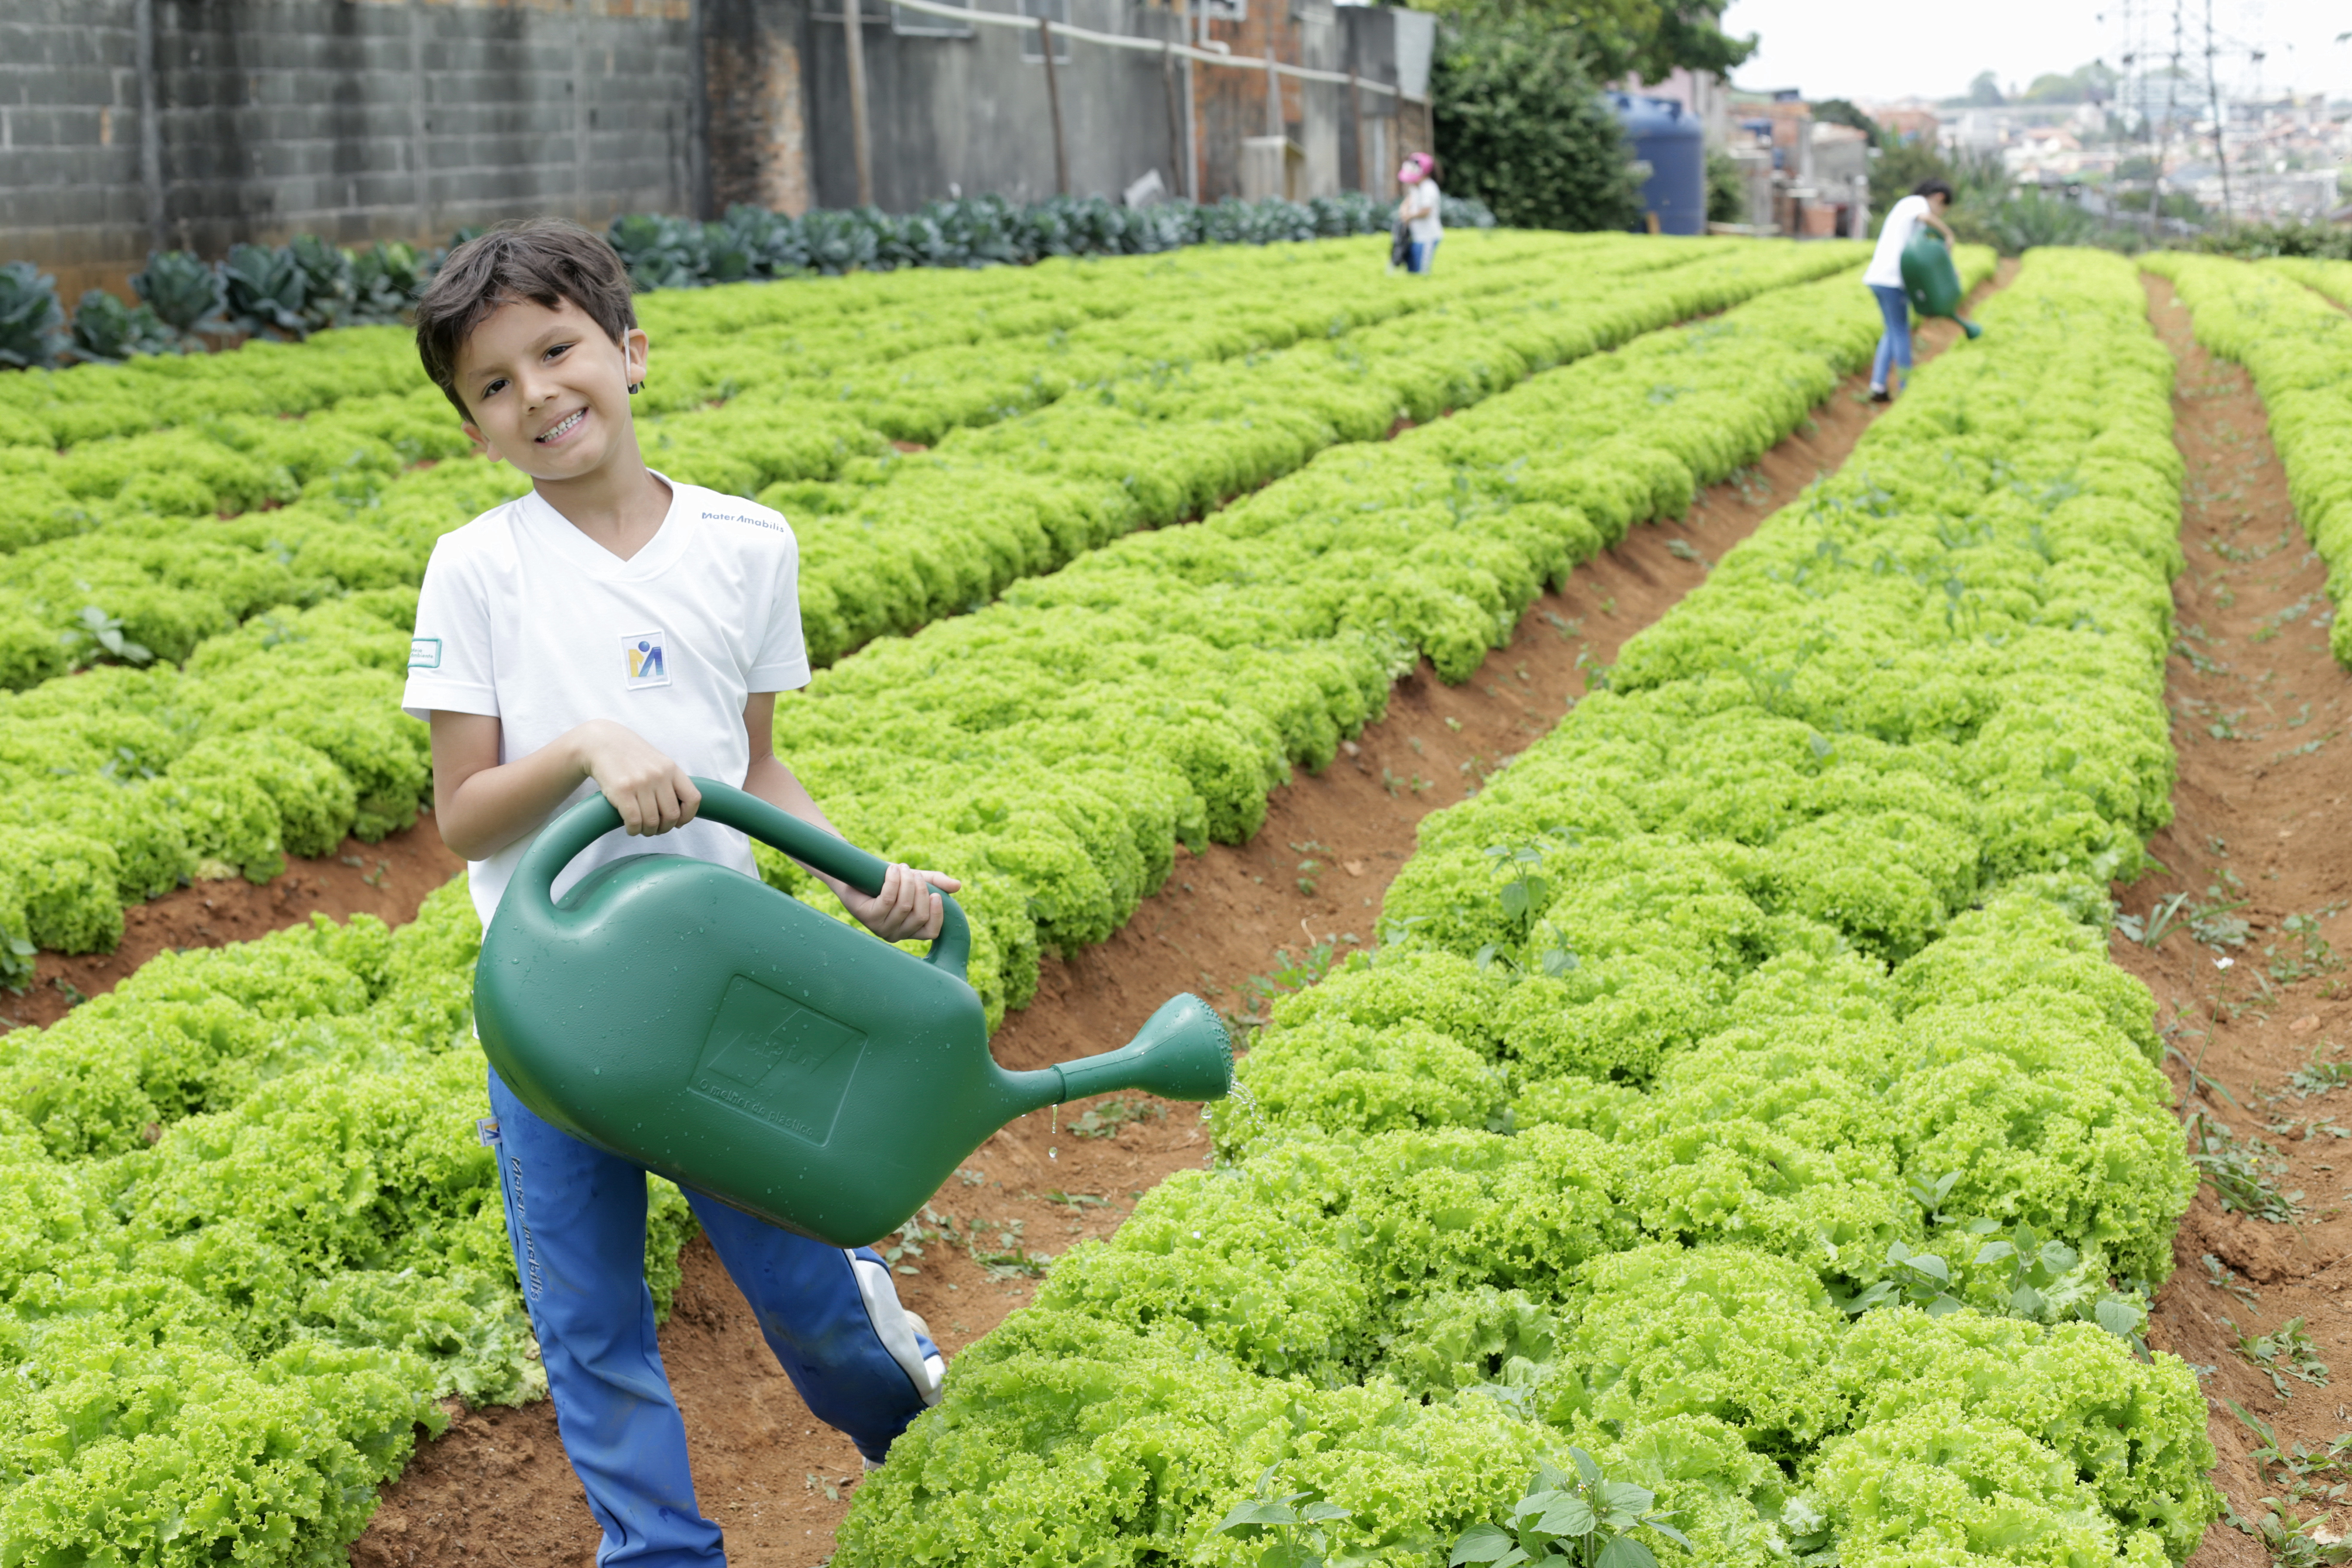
[622,629,670,689]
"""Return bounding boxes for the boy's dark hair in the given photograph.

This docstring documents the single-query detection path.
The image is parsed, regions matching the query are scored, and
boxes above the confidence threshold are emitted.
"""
[1914,178,1956,202]
[414,218,637,419]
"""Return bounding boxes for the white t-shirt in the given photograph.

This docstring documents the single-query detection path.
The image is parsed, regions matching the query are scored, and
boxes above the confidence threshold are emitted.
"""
[1865,194,1931,290]
[1404,180,1444,243]
[401,475,811,926]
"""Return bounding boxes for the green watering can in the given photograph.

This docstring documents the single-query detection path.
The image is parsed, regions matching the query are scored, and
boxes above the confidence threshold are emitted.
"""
[1899,230,1983,340]
[475,780,1234,1248]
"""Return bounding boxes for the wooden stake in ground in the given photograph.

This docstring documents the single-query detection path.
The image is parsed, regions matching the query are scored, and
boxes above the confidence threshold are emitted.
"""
[1041,17,1069,197]
[843,0,874,207]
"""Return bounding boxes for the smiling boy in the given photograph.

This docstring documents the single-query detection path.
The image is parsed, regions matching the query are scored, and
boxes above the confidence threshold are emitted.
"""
[403,219,959,1565]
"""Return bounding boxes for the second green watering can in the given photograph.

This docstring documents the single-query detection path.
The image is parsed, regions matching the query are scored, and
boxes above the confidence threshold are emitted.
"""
[1899,230,1982,340]
[475,780,1234,1248]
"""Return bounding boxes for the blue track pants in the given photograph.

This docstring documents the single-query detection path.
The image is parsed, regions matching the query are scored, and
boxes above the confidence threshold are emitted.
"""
[1869,282,1913,391]
[486,1067,942,1567]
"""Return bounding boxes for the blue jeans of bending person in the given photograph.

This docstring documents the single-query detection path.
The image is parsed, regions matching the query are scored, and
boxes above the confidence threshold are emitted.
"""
[486,1067,942,1568]
[1408,237,1440,274]
[1869,282,1912,390]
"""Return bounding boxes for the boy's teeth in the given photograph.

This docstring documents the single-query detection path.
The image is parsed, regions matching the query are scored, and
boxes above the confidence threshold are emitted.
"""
[539,410,583,441]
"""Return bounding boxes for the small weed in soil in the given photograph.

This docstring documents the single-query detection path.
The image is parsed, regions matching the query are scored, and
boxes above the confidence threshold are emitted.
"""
[2266,910,2346,986]
[2188,1109,2303,1222]
[2118,892,2191,946]
[966,1217,1050,1280]
[2205,1253,2263,1308]
[1226,940,1354,1030]
[1066,1098,1164,1140]
[2282,1050,2352,1102]
[2237,1317,2332,1399]
[881,1206,954,1275]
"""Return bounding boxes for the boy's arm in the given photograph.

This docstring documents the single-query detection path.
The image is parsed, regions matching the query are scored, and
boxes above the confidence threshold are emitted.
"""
[741,692,961,943]
[430,711,703,862]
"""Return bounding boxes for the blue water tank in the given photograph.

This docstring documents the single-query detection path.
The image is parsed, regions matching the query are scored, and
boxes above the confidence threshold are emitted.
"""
[1606,92,1706,236]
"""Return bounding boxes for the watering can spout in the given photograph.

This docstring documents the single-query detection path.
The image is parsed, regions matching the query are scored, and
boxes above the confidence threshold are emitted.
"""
[1036,993,1234,1107]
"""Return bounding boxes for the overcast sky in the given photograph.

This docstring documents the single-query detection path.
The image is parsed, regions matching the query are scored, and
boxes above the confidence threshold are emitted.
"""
[1722,0,2351,104]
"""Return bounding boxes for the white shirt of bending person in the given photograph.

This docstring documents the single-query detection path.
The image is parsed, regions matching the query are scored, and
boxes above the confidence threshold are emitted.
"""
[1400,177,1443,242]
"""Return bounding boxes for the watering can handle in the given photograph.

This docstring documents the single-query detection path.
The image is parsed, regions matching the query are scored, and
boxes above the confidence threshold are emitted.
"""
[516,777,973,980]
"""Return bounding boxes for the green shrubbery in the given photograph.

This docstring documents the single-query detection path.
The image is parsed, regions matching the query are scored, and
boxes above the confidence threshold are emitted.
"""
[837,249,2216,1568]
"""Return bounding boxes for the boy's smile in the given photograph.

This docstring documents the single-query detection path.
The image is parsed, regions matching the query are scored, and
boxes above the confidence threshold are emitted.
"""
[454,294,649,484]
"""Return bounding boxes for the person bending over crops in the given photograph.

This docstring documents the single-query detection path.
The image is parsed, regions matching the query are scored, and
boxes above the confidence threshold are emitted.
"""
[1862,178,1956,401]
[1396,153,1444,274]
[404,218,959,1565]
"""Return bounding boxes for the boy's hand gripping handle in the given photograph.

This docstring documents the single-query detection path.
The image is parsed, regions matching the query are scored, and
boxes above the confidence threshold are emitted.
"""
[514,776,973,980]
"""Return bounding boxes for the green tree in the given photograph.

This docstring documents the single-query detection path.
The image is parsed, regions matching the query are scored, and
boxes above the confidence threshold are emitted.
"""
[2020,61,2117,104]
[1705,147,1746,224]
[1811,98,1882,138]
[1952,70,2004,107]
[1869,139,1950,226]
[1432,16,1645,232]
[1408,0,1756,84]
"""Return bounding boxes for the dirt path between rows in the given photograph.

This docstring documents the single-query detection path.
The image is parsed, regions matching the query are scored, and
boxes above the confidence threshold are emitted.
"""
[2124,276,2352,1568]
[0,822,466,1033]
[348,286,2001,1568]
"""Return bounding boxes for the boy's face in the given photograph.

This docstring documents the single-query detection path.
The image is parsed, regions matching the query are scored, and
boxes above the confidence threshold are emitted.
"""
[453,296,649,481]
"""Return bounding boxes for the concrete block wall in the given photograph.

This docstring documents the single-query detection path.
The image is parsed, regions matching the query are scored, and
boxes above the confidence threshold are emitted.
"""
[2,0,1421,297]
[0,0,151,299]
[1,0,699,299]
[788,0,1187,212]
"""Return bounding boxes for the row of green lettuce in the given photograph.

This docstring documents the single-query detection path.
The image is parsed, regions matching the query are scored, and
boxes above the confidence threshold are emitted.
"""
[0,883,700,1560]
[1,193,1492,371]
[0,238,1860,689]
[836,247,2217,1568]
[2141,253,2352,668]
[0,230,1596,670]
[766,247,1984,1028]
[0,239,1871,978]
[0,248,1975,1560]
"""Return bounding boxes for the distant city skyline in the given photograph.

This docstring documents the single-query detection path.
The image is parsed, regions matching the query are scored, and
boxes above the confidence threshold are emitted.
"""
[1722,0,2350,106]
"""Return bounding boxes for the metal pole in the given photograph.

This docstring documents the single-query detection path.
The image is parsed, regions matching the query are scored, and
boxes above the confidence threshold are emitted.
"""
[1348,68,1365,196]
[2156,0,2182,237]
[134,0,165,254]
[686,0,710,217]
[2204,0,2230,224]
[1181,0,1198,199]
[1040,16,1069,196]
[844,0,874,206]
[1164,40,1184,195]
[1263,46,1281,137]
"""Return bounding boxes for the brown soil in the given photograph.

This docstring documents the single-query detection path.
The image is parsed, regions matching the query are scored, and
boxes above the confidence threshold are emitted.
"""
[0,819,466,1033]
[349,290,1997,1568]
[2125,277,2352,1568]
